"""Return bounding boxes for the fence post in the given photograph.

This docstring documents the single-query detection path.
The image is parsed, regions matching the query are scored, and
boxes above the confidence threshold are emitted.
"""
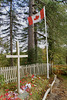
[30,65,31,76]
[9,67,11,82]
[34,64,35,75]
[26,65,27,74]
[37,63,38,75]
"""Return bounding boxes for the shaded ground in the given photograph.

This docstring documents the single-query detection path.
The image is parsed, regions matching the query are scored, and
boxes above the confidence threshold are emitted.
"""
[47,75,67,100]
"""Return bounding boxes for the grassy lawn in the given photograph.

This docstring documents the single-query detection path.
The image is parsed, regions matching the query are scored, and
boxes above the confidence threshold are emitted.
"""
[0,75,54,100]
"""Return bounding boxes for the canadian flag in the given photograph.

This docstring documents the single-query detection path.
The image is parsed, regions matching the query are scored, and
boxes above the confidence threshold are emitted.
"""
[28,8,45,25]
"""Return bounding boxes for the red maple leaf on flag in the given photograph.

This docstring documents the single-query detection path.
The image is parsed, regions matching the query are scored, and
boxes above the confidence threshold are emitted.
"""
[34,15,39,20]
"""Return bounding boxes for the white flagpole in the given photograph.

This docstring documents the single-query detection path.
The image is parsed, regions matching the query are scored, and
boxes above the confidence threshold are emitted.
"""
[44,6,49,79]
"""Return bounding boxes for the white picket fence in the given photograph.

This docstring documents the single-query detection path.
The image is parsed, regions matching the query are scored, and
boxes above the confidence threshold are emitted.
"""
[0,66,17,83]
[0,63,52,83]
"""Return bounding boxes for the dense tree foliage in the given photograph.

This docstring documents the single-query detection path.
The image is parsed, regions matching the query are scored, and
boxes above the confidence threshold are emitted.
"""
[33,0,67,64]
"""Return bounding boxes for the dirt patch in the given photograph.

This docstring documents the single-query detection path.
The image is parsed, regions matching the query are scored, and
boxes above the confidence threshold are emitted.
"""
[46,75,67,100]
[41,75,54,99]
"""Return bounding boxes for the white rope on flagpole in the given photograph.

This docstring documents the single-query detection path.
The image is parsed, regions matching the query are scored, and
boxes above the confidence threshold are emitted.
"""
[44,6,49,79]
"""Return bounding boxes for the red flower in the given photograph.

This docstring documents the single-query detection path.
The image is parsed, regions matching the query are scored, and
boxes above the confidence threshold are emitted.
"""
[21,86,25,90]
[28,82,31,84]
[22,79,24,81]
[8,97,11,100]
[32,84,34,87]
[31,74,34,78]
[30,93,32,95]
[22,82,24,84]
[0,95,3,98]
[24,81,27,83]
[26,87,30,92]
[20,81,22,83]
[26,75,28,77]
[5,93,9,96]
[32,79,34,81]
[5,89,9,92]
[2,98,6,100]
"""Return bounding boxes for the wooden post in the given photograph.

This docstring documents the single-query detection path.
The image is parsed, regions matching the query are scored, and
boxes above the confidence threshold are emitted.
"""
[17,41,20,94]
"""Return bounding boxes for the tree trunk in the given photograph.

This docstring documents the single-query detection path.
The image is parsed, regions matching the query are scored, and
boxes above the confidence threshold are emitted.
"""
[28,0,35,64]
[10,0,13,66]
[34,24,37,62]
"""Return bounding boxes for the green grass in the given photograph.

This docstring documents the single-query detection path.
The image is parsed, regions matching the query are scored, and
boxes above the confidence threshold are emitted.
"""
[28,77,49,100]
[0,88,4,95]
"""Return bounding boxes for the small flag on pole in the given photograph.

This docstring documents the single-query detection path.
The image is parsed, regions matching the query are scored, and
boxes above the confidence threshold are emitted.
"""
[28,8,45,25]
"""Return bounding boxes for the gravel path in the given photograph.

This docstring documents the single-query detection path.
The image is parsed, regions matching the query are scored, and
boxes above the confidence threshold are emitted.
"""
[46,77,67,100]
